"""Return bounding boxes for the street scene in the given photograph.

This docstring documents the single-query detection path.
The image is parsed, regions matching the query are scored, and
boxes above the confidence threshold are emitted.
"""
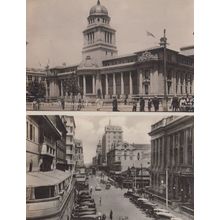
[26,0,194,112]
[26,115,194,220]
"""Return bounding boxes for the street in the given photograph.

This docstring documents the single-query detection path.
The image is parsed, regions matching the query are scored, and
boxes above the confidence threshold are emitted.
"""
[89,175,154,220]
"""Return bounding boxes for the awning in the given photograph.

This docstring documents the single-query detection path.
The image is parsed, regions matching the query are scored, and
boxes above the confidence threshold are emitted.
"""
[26,170,71,187]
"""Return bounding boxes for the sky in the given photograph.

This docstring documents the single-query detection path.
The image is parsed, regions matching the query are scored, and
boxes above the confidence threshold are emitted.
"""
[26,0,194,68]
[73,114,165,164]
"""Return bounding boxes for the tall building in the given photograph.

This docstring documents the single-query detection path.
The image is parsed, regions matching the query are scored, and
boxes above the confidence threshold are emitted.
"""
[107,142,151,172]
[27,0,193,104]
[101,120,123,164]
[149,116,194,208]
[64,116,76,172]
[75,139,85,173]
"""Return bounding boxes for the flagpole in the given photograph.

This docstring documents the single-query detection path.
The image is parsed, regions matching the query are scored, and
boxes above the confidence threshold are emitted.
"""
[160,29,168,111]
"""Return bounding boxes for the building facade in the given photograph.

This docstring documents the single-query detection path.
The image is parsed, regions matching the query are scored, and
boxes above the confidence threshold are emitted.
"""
[149,116,194,207]
[26,0,193,103]
[107,142,151,172]
[26,115,67,172]
[101,121,123,164]
[75,139,85,173]
[64,116,77,172]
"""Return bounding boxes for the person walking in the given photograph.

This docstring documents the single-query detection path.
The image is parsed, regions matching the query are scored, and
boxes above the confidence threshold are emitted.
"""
[132,100,137,112]
[171,95,179,112]
[112,96,118,111]
[139,97,145,112]
[96,98,103,111]
[152,96,159,112]
[110,210,113,220]
[61,97,65,110]
[147,98,152,112]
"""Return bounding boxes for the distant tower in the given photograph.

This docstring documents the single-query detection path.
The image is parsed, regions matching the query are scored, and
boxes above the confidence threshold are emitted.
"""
[82,0,118,66]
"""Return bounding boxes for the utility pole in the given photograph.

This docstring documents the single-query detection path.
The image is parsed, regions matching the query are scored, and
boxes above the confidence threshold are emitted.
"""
[160,29,168,111]
[166,168,168,208]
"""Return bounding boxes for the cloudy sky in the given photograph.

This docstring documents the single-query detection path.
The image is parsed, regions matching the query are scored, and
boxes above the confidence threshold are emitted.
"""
[73,114,164,164]
[27,0,194,68]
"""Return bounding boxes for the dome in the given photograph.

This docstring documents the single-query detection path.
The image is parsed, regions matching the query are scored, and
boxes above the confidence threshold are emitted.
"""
[89,0,108,16]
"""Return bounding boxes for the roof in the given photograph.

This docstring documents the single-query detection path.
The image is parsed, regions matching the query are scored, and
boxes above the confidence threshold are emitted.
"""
[26,170,71,187]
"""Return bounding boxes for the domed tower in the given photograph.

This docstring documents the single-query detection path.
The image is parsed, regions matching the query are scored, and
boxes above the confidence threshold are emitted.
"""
[82,0,118,67]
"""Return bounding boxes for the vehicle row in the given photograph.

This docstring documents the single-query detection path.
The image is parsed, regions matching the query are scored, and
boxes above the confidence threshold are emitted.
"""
[124,190,183,220]
[72,189,102,220]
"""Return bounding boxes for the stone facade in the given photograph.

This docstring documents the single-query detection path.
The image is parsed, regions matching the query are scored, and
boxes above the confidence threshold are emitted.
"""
[107,142,151,172]
[39,0,194,102]
[149,116,194,205]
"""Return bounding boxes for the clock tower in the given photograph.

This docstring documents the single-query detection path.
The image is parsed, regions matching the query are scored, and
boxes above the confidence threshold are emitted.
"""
[82,0,118,67]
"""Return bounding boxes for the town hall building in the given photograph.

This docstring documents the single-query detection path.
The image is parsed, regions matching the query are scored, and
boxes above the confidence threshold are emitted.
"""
[28,0,194,102]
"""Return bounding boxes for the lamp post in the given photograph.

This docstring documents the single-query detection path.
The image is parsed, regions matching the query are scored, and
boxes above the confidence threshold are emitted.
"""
[160,29,168,111]
[165,168,168,208]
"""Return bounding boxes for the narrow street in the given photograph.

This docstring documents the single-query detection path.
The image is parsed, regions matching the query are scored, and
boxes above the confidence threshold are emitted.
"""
[89,175,154,220]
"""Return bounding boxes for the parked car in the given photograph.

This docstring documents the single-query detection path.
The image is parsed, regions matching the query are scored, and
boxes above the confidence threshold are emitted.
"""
[72,213,102,220]
[155,211,175,220]
[105,183,111,190]
[95,185,102,191]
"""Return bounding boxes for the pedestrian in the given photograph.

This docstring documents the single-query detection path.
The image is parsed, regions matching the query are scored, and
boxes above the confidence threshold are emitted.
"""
[171,95,179,112]
[77,98,82,111]
[147,98,152,112]
[132,99,137,112]
[37,98,41,110]
[96,98,103,111]
[99,197,102,206]
[112,96,118,111]
[61,97,65,110]
[110,210,113,220]
[139,97,145,112]
[102,214,106,220]
[152,96,159,112]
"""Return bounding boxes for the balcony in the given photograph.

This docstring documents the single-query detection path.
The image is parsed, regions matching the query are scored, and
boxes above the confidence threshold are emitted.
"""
[41,143,55,157]
[66,149,73,155]
[66,159,75,164]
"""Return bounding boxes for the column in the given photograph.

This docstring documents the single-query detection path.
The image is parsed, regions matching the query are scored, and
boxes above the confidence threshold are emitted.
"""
[177,72,181,95]
[60,80,63,97]
[83,75,86,95]
[113,73,116,95]
[92,75,96,94]
[105,74,109,99]
[120,72,124,97]
[129,72,133,96]
[182,73,186,94]
[139,70,143,95]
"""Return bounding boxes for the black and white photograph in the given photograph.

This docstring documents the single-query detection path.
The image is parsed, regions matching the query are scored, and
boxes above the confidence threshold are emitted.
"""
[26,114,194,220]
[26,0,194,112]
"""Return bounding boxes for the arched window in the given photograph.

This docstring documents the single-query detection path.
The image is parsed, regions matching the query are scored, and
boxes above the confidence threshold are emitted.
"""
[137,152,140,160]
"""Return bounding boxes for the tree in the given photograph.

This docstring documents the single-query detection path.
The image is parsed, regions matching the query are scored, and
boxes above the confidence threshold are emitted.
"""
[63,76,81,96]
[26,80,46,98]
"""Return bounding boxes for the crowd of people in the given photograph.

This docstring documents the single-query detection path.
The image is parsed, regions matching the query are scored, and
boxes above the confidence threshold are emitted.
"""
[31,95,194,112]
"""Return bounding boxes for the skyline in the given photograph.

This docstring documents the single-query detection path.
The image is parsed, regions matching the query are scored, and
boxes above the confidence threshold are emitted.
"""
[74,115,164,164]
[26,0,194,68]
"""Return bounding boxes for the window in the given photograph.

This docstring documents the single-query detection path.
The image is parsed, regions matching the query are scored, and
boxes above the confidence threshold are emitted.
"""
[137,152,140,160]
[124,151,127,160]
[30,124,33,140]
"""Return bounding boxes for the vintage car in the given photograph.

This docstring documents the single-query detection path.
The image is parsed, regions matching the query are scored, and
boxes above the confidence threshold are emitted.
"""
[95,185,102,191]
[155,211,175,220]
[72,213,102,220]
[105,183,111,190]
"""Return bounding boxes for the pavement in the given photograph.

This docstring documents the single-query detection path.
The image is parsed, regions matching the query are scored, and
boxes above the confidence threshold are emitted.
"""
[89,175,193,220]
[27,102,172,112]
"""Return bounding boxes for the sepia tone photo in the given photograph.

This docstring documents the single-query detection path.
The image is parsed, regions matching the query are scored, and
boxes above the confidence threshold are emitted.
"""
[26,0,194,112]
[26,114,194,220]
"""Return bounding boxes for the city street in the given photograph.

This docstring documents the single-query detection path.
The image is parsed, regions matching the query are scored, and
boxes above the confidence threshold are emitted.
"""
[89,175,154,220]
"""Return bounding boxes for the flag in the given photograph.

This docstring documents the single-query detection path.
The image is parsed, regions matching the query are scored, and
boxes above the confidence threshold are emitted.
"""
[146,30,156,38]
